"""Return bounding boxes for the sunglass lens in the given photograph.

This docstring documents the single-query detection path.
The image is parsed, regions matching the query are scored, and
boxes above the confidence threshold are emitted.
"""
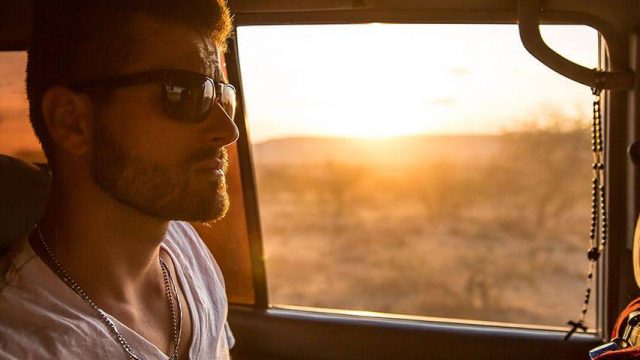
[220,84,236,120]
[163,82,211,123]
[163,83,198,122]
[201,80,215,116]
[162,72,235,123]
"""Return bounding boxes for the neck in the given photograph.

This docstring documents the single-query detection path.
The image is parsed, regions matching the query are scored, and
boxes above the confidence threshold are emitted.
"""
[33,175,170,302]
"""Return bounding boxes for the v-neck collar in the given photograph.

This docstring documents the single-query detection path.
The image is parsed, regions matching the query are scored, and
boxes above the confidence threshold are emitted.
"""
[21,237,201,359]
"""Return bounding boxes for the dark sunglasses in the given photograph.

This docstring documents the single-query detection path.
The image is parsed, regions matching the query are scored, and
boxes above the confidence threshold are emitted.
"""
[69,69,236,123]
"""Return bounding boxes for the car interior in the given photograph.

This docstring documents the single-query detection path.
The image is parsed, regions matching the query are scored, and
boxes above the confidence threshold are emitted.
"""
[1,0,639,359]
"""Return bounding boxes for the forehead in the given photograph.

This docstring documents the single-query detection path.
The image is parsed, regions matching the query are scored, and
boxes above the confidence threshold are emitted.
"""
[125,14,222,77]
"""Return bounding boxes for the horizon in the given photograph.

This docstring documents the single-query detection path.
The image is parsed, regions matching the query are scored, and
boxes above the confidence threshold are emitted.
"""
[251,119,588,146]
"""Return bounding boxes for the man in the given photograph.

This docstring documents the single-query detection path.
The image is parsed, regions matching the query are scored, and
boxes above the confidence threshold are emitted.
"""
[0,0,238,359]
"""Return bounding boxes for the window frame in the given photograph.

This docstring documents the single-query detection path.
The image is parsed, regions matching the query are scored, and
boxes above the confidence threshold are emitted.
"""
[225,1,639,358]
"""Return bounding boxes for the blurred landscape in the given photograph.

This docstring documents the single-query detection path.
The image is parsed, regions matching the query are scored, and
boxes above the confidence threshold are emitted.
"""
[254,119,595,328]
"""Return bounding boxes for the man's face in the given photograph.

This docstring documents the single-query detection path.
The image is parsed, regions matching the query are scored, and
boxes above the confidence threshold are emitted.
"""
[89,15,238,222]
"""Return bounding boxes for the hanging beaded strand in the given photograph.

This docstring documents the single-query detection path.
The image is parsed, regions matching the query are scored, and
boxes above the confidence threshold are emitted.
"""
[565,73,606,340]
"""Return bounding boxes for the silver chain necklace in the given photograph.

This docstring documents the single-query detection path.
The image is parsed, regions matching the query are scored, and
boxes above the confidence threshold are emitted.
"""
[34,225,183,360]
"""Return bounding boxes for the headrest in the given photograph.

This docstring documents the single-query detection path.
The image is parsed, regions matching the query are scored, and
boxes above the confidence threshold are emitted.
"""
[0,155,50,253]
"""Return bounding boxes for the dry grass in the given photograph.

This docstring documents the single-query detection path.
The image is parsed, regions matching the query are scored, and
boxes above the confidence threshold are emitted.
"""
[255,122,596,329]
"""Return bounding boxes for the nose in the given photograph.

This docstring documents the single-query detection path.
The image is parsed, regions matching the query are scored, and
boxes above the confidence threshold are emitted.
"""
[203,101,239,147]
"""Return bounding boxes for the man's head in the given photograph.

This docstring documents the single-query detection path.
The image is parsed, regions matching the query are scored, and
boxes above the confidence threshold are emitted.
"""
[27,0,238,222]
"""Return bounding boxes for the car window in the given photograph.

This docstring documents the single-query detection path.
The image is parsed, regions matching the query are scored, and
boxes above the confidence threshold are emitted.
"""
[0,51,44,163]
[237,23,598,329]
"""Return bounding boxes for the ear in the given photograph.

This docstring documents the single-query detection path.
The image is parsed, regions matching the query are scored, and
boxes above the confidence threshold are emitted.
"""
[41,86,94,156]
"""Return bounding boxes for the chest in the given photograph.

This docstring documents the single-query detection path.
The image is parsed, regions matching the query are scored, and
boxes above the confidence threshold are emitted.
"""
[111,271,194,359]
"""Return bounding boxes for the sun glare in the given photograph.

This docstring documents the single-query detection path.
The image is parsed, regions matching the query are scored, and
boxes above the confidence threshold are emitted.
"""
[237,24,598,143]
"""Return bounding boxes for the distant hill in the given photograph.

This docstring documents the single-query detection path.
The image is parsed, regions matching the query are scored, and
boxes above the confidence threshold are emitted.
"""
[252,134,504,166]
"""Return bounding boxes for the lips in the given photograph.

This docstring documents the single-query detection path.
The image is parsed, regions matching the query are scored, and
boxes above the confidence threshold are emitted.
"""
[193,159,226,176]
[192,149,228,173]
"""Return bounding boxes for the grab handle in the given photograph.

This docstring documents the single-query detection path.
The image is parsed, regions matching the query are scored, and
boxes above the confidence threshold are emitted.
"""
[518,0,635,90]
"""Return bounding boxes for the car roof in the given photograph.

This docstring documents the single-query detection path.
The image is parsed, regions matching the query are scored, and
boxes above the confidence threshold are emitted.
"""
[1,0,639,51]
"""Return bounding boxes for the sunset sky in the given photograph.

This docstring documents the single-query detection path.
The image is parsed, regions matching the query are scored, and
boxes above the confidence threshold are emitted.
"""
[237,24,597,142]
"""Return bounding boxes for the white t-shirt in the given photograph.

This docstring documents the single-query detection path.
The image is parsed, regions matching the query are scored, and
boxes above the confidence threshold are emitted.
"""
[0,221,234,359]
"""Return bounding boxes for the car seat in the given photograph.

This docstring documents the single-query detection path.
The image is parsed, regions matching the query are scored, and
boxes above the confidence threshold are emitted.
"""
[0,154,49,254]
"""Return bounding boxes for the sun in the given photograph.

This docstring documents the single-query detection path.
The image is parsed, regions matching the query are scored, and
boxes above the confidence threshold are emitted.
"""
[329,118,424,139]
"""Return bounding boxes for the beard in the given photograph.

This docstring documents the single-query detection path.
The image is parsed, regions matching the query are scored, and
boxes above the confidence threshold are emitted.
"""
[90,123,230,222]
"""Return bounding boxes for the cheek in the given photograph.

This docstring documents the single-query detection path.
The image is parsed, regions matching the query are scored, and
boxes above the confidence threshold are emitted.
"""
[102,88,192,165]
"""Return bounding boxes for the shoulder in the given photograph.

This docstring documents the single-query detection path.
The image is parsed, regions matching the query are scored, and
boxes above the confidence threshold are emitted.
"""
[164,221,226,286]
[0,239,113,358]
[0,236,37,291]
[0,307,69,359]
[165,221,208,258]
[167,220,200,239]
[166,221,212,249]
[0,317,120,360]
[0,286,118,359]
